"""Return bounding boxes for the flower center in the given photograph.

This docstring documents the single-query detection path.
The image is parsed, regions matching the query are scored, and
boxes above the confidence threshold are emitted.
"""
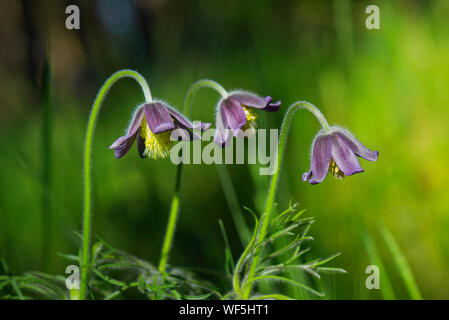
[329,159,345,180]
[242,106,257,132]
[139,116,173,159]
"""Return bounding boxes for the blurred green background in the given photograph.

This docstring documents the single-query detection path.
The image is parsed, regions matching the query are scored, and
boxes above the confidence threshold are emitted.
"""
[1,0,449,299]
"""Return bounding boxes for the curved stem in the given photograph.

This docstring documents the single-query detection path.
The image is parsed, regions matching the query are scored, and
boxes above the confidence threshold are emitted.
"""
[158,163,183,273]
[156,79,226,275]
[183,79,227,116]
[242,100,330,299]
[80,69,151,300]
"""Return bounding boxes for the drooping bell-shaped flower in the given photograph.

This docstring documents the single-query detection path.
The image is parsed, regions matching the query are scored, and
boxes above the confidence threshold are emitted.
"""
[214,91,280,146]
[302,126,379,184]
[110,102,210,159]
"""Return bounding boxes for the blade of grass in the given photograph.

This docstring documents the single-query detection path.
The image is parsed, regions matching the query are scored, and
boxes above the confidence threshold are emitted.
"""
[362,230,396,300]
[216,165,250,245]
[1,258,24,300]
[40,59,52,271]
[218,219,235,274]
[379,220,422,300]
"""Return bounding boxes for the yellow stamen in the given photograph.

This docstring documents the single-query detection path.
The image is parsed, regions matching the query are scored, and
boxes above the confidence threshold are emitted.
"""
[329,159,345,180]
[242,106,257,132]
[139,116,173,159]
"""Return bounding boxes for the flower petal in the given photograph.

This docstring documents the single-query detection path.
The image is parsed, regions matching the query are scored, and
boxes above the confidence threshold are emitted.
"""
[263,96,281,112]
[335,130,379,162]
[331,134,364,176]
[213,128,231,147]
[109,135,137,159]
[220,98,247,130]
[228,92,281,112]
[166,106,211,131]
[136,133,146,158]
[304,134,332,184]
[143,103,175,134]
[109,107,144,159]
[302,170,312,182]
[174,122,203,141]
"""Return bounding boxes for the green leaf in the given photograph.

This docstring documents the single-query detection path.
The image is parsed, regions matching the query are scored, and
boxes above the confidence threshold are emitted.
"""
[0,258,24,300]
[92,269,127,287]
[290,209,306,221]
[57,253,80,262]
[264,236,313,262]
[218,219,235,274]
[183,292,213,300]
[379,220,422,300]
[252,293,294,300]
[243,275,323,297]
[305,253,341,268]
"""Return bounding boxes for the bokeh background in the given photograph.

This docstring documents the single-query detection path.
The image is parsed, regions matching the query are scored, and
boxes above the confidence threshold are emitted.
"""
[1,0,448,299]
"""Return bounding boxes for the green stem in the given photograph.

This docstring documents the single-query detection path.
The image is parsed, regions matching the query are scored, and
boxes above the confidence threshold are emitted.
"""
[242,101,329,299]
[80,69,151,300]
[184,79,227,116]
[40,61,52,270]
[156,79,226,274]
[156,79,226,275]
[158,163,183,273]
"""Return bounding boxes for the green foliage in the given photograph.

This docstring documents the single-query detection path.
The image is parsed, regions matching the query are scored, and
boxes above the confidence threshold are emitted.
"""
[0,237,223,300]
[2,0,444,300]
[379,221,422,300]
[228,202,346,300]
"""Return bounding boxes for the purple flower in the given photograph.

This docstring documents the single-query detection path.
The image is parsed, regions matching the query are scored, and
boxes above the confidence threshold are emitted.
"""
[302,127,379,184]
[109,102,210,159]
[214,91,281,146]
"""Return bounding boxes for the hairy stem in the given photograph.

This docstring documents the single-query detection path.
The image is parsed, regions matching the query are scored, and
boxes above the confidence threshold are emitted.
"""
[156,79,226,274]
[157,79,227,274]
[184,79,227,116]
[158,163,183,273]
[80,69,151,300]
[242,101,329,299]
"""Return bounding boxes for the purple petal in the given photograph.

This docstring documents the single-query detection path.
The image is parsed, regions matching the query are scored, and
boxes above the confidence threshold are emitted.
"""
[331,134,364,176]
[166,106,211,131]
[109,135,137,159]
[109,107,144,159]
[195,122,211,131]
[302,171,312,182]
[143,103,175,134]
[137,133,146,158]
[174,122,203,141]
[220,98,247,130]
[304,134,332,184]
[263,96,281,112]
[228,92,281,112]
[335,130,379,162]
[214,128,231,147]
[228,92,267,108]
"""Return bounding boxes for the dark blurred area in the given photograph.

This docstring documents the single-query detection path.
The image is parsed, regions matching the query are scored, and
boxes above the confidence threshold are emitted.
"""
[1,0,449,299]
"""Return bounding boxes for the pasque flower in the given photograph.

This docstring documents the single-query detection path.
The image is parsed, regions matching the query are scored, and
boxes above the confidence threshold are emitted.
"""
[302,126,379,184]
[214,91,281,146]
[110,102,210,159]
